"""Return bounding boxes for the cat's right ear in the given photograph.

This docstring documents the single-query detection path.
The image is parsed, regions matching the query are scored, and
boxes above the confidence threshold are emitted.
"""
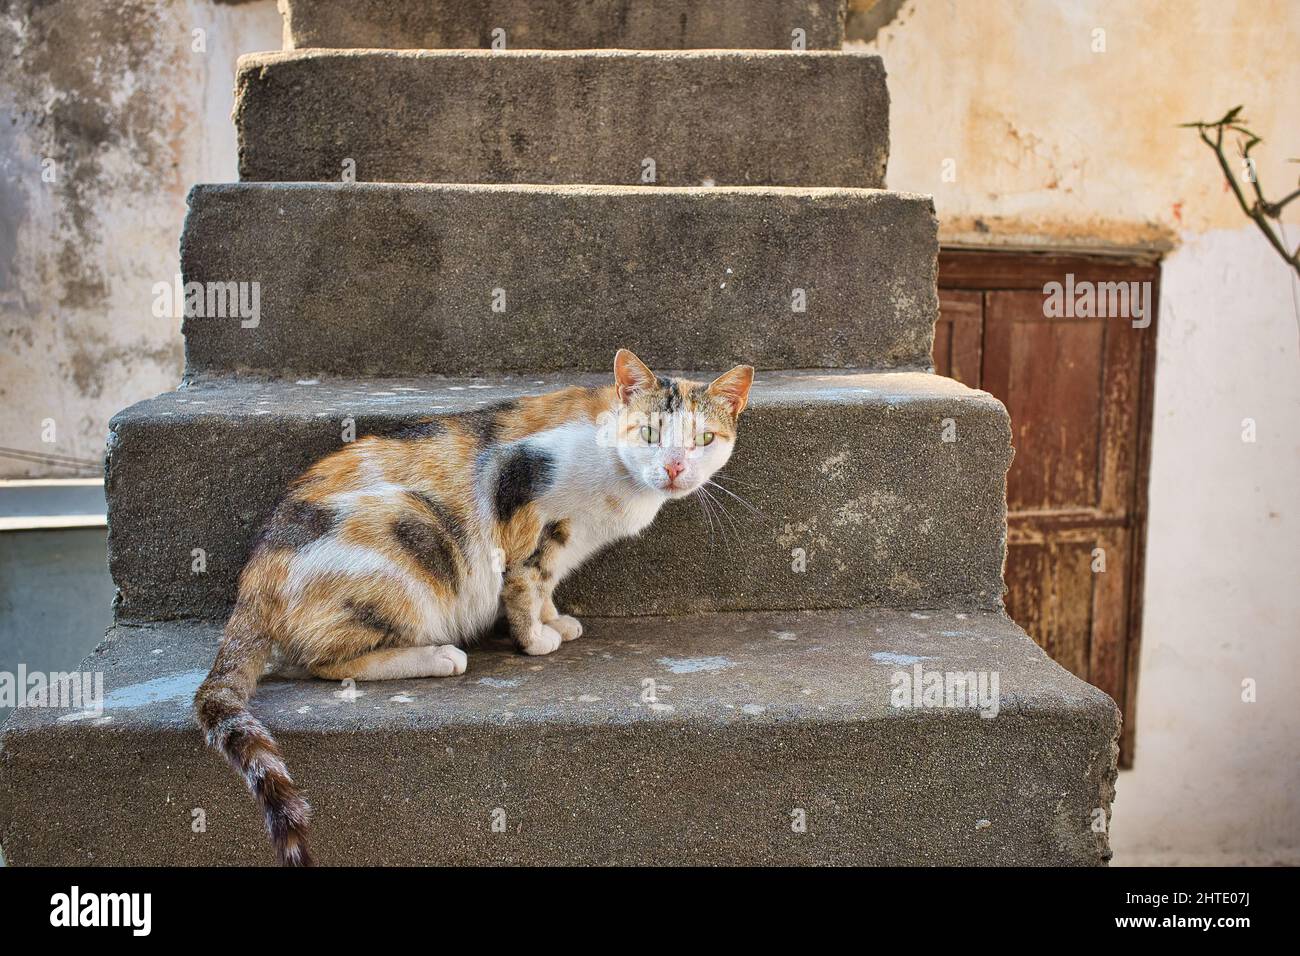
[614,349,657,405]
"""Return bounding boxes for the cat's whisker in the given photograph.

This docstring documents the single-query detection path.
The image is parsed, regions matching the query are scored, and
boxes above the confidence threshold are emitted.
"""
[709,476,772,522]
[694,486,722,542]
[694,486,719,548]
[710,473,756,488]
[705,479,770,525]
[699,490,729,548]
[698,485,742,542]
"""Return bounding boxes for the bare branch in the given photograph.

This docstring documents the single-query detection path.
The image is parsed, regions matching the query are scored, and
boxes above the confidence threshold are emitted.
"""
[1183,108,1300,279]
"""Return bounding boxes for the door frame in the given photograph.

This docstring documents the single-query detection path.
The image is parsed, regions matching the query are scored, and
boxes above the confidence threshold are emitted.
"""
[938,248,1161,767]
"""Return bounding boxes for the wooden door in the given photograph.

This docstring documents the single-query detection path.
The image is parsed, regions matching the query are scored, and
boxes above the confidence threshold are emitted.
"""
[935,251,1160,766]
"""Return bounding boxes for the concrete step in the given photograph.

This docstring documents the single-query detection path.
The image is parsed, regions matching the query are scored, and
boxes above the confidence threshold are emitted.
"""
[0,608,1119,865]
[105,371,1010,623]
[181,183,936,378]
[235,50,887,187]
[280,0,847,51]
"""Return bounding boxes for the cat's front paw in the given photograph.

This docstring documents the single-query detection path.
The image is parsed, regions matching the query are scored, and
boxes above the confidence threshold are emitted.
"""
[520,623,564,656]
[549,615,583,643]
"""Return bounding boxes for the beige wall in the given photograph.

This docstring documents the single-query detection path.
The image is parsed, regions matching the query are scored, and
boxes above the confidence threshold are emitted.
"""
[856,0,1300,864]
[857,0,1299,249]
[0,0,282,477]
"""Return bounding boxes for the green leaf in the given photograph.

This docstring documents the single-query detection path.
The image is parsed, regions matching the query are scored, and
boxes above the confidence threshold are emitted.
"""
[1221,105,1245,124]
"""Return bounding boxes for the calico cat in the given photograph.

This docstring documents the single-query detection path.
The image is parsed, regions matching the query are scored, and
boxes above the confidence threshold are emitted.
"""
[193,349,753,866]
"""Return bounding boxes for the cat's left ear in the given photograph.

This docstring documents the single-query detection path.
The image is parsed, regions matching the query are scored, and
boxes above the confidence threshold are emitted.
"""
[707,364,754,418]
[614,348,658,405]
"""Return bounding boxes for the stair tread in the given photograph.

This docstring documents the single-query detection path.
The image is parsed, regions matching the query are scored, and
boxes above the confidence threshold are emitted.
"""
[147,368,994,418]
[247,48,868,63]
[2,608,1113,734]
[279,0,847,51]
[0,608,1118,865]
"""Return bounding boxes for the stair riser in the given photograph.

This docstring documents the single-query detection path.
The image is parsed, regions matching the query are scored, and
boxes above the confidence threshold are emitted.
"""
[104,382,1010,622]
[281,0,847,51]
[181,184,937,377]
[235,51,887,187]
[0,713,1110,865]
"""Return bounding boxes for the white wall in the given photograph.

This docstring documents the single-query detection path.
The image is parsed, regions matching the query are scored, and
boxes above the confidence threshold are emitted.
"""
[1110,228,1300,864]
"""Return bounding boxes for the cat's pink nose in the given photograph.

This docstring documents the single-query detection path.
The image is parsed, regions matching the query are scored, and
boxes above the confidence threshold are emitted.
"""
[664,461,686,483]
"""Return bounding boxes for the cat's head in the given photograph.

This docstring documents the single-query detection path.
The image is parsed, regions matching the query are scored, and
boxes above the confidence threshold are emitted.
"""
[610,348,754,499]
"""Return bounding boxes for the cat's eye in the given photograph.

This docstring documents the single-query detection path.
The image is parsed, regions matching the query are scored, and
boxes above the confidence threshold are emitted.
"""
[697,432,715,447]
[640,425,659,444]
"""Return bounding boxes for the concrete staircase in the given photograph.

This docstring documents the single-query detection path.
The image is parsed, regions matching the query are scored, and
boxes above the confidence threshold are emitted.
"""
[0,0,1120,866]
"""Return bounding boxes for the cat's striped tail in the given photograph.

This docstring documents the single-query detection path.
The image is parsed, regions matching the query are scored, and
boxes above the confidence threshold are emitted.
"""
[193,605,314,866]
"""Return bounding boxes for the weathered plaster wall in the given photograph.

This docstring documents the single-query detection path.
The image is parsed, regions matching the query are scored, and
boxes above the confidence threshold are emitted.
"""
[857,0,1300,863]
[0,0,281,477]
[856,0,1299,250]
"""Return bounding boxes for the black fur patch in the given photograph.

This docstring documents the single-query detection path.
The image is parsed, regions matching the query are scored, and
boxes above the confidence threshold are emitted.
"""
[456,400,520,446]
[657,376,682,412]
[345,599,405,645]
[494,445,555,522]
[522,519,569,573]
[405,490,470,554]
[256,499,337,551]
[392,515,460,590]
[392,418,446,440]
